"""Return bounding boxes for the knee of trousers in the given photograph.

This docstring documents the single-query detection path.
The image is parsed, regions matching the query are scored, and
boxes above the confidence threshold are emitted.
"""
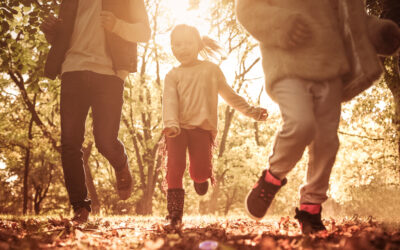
[286,120,316,145]
[189,165,212,183]
[319,134,340,152]
[61,141,84,156]
[95,138,123,156]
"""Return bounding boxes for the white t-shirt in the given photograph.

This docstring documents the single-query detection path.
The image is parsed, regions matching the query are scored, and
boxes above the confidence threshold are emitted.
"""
[61,0,146,79]
[62,0,114,76]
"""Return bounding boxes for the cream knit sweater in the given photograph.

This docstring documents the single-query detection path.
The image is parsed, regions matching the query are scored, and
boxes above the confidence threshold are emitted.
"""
[236,0,400,102]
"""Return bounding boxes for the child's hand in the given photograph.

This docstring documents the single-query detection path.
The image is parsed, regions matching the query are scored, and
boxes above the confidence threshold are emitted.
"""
[287,17,312,49]
[258,108,268,121]
[163,127,180,137]
[100,11,117,32]
[40,15,61,43]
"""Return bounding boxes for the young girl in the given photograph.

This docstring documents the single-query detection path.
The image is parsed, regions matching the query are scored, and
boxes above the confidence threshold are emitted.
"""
[162,24,268,228]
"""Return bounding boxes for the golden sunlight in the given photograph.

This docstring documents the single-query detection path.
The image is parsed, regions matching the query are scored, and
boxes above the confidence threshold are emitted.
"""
[163,0,211,34]
[160,0,279,113]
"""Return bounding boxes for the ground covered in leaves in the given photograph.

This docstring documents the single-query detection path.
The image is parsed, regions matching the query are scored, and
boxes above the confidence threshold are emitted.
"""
[1,215,400,249]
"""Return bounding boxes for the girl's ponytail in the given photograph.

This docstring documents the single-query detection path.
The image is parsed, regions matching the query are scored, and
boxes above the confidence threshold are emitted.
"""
[171,24,225,61]
[199,36,225,60]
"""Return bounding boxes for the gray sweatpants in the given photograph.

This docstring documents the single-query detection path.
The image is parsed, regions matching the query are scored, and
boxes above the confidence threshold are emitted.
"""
[268,77,342,204]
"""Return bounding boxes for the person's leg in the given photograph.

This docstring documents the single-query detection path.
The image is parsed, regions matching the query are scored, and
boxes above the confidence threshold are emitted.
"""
[166,129,188,189]
[245,78,317,220]
[295,78,342,234]
[187,128,213,196]
[268,78,318,178]
[166,188,185,228]
[60,71,91,212]
[187,128,213,183]
[165,130,188,228]
[90,73,127,171]
[299,78,343,204]
[89,72,132,199]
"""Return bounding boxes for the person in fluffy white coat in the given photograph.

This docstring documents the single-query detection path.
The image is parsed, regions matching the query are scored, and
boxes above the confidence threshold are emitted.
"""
[236,0,400,234]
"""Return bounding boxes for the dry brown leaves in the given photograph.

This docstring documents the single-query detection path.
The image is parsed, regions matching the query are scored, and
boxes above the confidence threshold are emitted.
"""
[0,215,399,249]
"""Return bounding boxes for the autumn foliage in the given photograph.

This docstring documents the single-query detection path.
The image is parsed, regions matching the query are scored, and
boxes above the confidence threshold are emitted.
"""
[1,216,400,249]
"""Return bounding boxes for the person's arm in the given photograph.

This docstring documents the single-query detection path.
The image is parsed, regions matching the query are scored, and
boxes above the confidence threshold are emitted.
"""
[235,0,310,49]
[162,71,181,137]
[101,0,151,43]
[216,67,265,121]
[366,15,400,56]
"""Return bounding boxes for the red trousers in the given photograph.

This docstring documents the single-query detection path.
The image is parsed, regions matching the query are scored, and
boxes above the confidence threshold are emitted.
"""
[166,128,214,189]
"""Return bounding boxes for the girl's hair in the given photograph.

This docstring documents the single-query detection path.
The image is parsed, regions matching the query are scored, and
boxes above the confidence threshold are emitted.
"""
[170,24,224,60]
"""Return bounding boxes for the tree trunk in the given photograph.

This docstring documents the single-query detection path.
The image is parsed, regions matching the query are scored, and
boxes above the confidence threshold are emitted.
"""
[82,142,100,214]
[218,107,235,158]
[207,107,235,214]
[224,186,238,215]
[208,169,229,214]
[135,152,161,215]
[136,190,153,215]
[23,98,35,215]
[207,49,259,213]
[208,181,221,214]
[33,186,42,215]
[254,87,264,146]
[382,0,400,157]
[384,57,400,157]
[133,147,152,215]
[22,146,31,215]
[32,164,53,215]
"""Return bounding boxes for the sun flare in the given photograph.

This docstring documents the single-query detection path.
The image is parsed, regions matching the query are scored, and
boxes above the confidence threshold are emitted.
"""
[160,0,278,112]
[163,0,211,34]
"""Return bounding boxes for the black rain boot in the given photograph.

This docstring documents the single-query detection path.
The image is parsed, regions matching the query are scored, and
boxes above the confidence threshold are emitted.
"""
[165,188,184,230]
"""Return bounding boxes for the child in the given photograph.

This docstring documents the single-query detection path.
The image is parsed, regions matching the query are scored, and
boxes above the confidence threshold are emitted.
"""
[162,24,268,228]
[235,0,400,234]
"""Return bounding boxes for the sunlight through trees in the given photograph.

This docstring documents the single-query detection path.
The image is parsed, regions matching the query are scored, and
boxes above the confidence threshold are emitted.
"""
[0,0,399,222]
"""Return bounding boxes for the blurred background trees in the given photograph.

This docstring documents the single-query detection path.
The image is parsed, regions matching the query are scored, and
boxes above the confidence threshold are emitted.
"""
[0,0,399,220]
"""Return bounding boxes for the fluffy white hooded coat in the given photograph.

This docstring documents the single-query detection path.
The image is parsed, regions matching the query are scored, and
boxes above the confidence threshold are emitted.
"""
[236,0,400,102]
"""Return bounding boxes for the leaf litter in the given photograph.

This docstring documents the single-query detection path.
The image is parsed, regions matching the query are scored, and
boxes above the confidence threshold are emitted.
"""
[0,215,399,249]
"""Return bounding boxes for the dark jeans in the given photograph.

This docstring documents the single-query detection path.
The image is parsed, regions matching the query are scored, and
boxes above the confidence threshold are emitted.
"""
[60,71,128,211]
